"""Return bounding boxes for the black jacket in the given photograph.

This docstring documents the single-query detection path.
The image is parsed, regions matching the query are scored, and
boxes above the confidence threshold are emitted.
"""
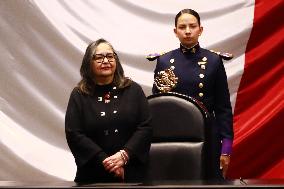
[65,81,152,183]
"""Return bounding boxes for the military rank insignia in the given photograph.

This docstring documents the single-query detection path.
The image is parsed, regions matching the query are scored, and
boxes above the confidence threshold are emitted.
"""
[210,50,234,60]
[154,66,178,93]
[146,52,166,61]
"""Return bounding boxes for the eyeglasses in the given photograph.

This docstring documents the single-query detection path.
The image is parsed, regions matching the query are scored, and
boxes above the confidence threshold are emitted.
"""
[93,53,116,63]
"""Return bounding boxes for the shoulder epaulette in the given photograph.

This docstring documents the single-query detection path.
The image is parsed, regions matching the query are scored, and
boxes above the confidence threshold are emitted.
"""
[210,50,234,60]
[146,52,167,61]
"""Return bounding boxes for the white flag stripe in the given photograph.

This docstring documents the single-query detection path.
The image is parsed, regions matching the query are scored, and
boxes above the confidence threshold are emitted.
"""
[0,0,254,181]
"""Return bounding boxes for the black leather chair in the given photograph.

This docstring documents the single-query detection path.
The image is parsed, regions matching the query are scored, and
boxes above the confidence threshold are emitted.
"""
[145,92,211,181]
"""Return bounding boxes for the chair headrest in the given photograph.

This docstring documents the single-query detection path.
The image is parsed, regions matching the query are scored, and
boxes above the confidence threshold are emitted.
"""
[147,92,209,142]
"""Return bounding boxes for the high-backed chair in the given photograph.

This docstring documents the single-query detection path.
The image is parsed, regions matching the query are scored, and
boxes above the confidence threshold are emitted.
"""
[145,92,211,181]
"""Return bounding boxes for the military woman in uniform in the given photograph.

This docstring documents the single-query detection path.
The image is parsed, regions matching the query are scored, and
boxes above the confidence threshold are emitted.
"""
[65,38,152,183]
[150,9,234,179]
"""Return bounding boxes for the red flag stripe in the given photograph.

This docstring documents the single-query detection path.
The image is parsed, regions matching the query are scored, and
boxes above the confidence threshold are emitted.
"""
[228,0,284,178]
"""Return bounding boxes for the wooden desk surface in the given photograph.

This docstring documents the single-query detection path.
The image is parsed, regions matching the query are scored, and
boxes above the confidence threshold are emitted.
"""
[1,179,284,188]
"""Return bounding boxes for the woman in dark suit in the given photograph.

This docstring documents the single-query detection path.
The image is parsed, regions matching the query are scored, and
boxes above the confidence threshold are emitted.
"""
[65,38,152,183]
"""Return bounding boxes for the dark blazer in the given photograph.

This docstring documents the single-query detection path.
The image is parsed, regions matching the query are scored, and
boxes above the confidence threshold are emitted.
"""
[152,43,233,179]
[65,81,152,183]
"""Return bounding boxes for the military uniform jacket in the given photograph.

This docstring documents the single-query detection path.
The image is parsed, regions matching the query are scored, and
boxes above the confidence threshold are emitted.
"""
[152,43,233,152]
[65,81,152,183]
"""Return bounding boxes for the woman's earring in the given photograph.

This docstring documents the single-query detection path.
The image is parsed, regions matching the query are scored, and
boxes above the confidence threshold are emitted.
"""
[198,33,201,36]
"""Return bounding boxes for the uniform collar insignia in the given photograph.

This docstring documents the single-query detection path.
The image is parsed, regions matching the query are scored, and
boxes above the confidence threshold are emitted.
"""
[180,43,200,54]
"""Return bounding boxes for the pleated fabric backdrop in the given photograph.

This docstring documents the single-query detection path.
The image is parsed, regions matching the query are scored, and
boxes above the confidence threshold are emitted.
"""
[0,0,283,181]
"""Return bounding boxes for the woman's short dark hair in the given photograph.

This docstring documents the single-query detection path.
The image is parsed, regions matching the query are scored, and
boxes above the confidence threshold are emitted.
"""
[78,38,131,95]
[175,9,201,27]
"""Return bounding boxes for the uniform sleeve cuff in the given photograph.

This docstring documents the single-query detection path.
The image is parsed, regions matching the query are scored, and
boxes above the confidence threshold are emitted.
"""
[221,138,233,155]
